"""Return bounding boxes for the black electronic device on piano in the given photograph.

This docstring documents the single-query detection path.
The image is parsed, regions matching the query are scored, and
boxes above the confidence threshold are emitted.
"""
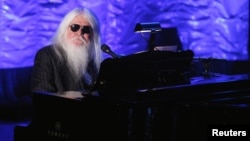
[93,49,194,93]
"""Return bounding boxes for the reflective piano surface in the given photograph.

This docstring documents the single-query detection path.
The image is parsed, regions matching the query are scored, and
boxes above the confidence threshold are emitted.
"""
[14,73,250,141]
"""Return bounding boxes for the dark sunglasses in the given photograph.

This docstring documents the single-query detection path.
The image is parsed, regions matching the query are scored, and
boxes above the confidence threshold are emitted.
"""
[69,24,91,34]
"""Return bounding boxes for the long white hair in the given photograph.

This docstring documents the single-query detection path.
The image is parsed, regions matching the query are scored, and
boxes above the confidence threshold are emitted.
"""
[52,7,102,73]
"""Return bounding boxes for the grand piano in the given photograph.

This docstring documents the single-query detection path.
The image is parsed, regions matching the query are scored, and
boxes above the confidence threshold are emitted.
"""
[14,50,250,141]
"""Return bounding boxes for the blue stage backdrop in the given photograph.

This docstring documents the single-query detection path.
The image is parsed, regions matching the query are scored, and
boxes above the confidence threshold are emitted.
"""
[0,0,248,69]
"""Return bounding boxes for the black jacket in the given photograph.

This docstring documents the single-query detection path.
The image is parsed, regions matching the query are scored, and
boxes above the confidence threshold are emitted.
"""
[31,45,95,93]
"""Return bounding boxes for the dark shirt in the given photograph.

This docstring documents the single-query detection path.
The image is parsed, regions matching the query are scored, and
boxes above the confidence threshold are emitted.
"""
[31,45,96,93]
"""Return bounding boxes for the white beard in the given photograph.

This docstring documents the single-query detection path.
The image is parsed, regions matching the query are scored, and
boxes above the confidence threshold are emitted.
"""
[62,36,90,81]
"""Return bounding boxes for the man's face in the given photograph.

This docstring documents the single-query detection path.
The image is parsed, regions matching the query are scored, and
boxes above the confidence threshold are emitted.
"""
[66,15,91,47]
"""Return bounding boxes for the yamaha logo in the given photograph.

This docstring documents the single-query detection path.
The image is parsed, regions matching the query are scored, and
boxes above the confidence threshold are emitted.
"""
[55,121,62,131]
[47,121,69,139]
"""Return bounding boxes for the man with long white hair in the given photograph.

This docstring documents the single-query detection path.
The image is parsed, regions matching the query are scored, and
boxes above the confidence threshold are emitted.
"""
[31,7,103,93]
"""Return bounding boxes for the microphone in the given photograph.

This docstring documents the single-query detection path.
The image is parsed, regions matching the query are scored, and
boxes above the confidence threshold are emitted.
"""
[101,44,119,58]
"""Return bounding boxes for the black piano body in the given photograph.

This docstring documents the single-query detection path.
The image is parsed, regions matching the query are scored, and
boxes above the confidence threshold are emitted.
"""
[14,91,129,141]
[14,50,250,141]
[14,73,250,141]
